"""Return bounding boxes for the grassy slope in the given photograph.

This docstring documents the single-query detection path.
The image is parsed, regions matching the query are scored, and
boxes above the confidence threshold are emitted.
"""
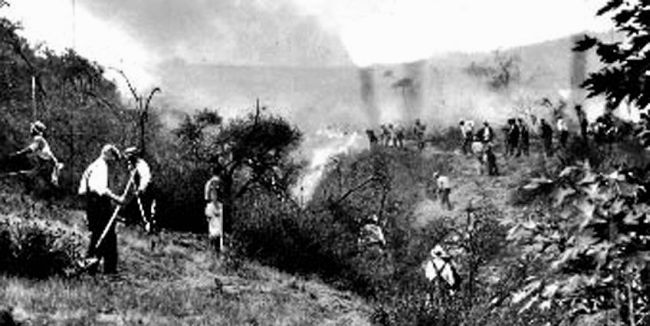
[411,139,545,228]
[0,190,371,326]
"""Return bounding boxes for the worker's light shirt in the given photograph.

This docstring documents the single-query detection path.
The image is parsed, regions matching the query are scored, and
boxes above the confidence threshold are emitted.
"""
[436,176,451,190]
[557,119,568,131]
[424,257,457,287]
[361,223,386,246]
[78,158,109,196]
[205,201,223,238]
[460,124,473,138]
[28,135,55,161]
[204,176,221,201]
[133,159,151,192]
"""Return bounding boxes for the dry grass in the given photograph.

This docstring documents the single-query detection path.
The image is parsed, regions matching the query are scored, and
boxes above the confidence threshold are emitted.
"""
[0,192,371,326]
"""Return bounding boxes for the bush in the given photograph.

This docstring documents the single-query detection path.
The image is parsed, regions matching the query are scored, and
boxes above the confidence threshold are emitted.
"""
[0,215,85,278]
[231,148,511,325]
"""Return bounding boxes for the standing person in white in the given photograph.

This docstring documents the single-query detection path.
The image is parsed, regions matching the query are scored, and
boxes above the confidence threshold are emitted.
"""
[434,171,453,211]
[204,174,224,253]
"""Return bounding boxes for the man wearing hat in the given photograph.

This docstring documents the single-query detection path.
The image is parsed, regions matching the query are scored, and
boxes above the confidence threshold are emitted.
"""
[433,171,453,210]
[204,172,224,253]
[13,120,63,188]
[78,144,125,274]
[123,147,155,232]
[423,244,460,290]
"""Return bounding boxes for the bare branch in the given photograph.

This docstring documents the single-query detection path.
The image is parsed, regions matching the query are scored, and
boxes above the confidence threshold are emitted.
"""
[143,87,161,114]
[108,67,139,103]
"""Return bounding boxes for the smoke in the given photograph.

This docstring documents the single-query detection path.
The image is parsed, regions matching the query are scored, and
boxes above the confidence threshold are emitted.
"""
[570,34,588,106]
[79,0,352,68]
[291,129,366,205]
[359,67,378,127]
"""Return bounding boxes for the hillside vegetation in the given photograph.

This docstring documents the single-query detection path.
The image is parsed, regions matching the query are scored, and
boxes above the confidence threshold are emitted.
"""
[0,181,372,325]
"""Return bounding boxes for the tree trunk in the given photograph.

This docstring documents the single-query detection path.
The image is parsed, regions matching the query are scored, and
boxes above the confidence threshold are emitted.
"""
[221,173,234,234]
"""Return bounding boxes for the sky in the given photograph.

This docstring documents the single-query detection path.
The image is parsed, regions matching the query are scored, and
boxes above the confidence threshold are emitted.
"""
[1,0,611,93]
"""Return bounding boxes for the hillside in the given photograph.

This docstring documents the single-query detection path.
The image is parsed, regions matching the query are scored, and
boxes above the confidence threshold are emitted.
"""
[0,188,372,326]
[157,32,608,130]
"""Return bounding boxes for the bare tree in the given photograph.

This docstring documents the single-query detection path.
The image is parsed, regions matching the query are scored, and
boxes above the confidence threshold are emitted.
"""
[109,68,161,156]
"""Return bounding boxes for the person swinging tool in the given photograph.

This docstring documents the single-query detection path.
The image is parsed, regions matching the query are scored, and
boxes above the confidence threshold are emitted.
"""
[123,147,156,233]
[11,121,64,188]
[78,144,126,274]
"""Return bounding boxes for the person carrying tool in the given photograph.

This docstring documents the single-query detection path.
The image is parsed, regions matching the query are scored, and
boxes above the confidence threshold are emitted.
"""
[123,147,156,233]
[204,173,224,253]
[11,121,63,188]
[78,144,126,274]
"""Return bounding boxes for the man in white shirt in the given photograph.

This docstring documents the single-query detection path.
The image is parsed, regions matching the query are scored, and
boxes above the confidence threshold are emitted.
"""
[78,144,125,274]
[423,245,460,290]
[123,147,156,232]
[434,171,453,210]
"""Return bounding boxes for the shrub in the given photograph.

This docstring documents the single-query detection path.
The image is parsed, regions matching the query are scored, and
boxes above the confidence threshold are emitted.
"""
[0,215,85,278]
[231,148,511,325]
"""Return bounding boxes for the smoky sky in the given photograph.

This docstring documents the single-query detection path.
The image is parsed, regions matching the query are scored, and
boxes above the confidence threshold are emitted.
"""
[80,0,352,67]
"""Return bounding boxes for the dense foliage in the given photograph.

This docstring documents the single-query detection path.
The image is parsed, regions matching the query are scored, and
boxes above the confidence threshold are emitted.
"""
[0,215,85,278]
[575,0,650,146]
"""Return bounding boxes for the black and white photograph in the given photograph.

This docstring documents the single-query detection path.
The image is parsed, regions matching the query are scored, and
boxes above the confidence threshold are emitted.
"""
[0,0,649,325]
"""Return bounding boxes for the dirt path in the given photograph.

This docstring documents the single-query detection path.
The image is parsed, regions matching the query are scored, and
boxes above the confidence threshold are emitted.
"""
[413,146,540,227]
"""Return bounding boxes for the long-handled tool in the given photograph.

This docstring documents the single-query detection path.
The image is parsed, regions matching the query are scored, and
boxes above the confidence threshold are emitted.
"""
[94,170,136,251]
[135,194,154,233]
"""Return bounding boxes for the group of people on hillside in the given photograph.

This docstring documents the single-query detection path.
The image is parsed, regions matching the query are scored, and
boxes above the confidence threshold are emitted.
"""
[77,144,156,274]
[459,119,499,176]
[504,118,530,157]
[7,120,226,275]
[366,119,427,150]
[458,113,585,176]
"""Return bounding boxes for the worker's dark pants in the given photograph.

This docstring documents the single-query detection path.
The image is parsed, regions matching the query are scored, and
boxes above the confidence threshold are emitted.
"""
[518,139,529,156]
[559,131,569,148]
[543,138,553,157]
[487,155,499,176]
[462,137,471,154]
[86,193,117,273]
[506,138,519,157]
[440,188,452,210]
